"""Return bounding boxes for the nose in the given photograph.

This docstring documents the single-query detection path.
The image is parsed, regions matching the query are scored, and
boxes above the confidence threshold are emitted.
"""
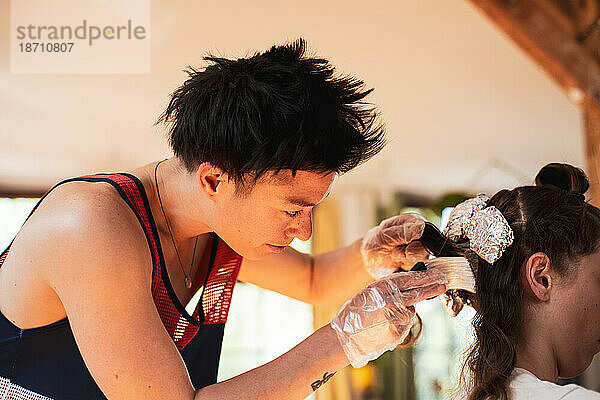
[285,211,313,241]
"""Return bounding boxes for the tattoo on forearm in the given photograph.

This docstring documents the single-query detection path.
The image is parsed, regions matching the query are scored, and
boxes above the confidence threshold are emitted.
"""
[311,372,336,391]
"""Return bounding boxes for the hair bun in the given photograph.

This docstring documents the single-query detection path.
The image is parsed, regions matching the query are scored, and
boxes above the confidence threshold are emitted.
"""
[534,163,589,197]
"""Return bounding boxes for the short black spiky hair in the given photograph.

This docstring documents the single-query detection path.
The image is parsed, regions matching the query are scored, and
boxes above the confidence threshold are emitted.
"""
[158,38,385,184]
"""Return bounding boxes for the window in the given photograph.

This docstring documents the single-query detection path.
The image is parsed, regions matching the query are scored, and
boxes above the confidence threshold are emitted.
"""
[218,238,315,393]
[0,197,39,250]
[413,207,475,399]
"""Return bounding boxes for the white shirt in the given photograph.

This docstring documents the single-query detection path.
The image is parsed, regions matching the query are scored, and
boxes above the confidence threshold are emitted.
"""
[508,368,600,399]
[450,368,600,399]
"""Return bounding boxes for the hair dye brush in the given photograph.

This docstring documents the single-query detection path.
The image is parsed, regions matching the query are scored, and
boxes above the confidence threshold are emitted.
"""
[410,257,476,317]
[409,223,478,316]
[411,257,475,293]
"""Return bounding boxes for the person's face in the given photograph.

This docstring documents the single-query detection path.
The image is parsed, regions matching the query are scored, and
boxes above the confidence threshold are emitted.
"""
[548,249,600,377]
[210,170,335,260]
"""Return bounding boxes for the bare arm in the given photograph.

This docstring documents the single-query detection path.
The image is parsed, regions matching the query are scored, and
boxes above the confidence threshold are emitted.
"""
[32,191,348,400]
[239,239,372,308]
[239,213,431,308]
[195,324,347,399]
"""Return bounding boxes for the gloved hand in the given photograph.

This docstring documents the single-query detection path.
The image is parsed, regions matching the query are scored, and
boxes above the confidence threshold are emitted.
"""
[361,213,431,279]
[330,270,447,368]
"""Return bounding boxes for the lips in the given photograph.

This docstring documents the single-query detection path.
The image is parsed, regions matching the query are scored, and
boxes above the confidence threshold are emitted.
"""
[266,243,289,253]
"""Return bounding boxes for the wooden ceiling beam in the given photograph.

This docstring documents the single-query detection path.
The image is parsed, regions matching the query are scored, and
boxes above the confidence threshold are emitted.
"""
[571,0,600,58]
[584,107,600,205]
[465,0,600,205]
[571,0,599,32]
[530,0,576,35]
[465,0,600,110]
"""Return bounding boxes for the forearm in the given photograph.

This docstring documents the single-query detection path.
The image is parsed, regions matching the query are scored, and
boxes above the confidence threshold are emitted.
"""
[194,324,348,400]
[310,238,373,308]
[237,240,373,308]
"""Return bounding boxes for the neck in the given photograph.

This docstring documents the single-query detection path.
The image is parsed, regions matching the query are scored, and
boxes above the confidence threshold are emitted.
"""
[514,321,559,383]
[145,157,213,242]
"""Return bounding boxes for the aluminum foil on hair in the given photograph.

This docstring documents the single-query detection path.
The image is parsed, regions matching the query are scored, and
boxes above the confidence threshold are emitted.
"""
[465,206,514,264]
[443,194,489,241]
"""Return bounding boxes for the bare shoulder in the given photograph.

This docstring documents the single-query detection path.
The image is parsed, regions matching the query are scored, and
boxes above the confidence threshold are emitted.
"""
[0,180,152,328]
[1,180,196,399]
[22,180,147,254]
[30,180,152,284]
[34,179,144,230]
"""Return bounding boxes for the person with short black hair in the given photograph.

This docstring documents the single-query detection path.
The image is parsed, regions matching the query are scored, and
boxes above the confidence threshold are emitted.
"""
[0,39,445,399]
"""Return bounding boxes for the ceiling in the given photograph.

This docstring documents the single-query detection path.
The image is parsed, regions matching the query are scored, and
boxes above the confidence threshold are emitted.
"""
[0,0,585,200]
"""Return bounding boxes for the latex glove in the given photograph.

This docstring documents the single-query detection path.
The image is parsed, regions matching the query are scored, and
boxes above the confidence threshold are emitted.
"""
[330,270,447,368]
[361,213,430,279]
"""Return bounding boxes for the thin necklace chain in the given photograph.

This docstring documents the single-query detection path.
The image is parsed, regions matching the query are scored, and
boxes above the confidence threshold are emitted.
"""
[154,160,198,289]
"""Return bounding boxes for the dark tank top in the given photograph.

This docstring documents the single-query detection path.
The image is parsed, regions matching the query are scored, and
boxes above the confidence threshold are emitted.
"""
[0,173,243,400]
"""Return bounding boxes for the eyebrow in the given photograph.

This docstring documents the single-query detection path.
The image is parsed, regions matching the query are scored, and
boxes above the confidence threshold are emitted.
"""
[286,192,331,208]
[287,198,317,207]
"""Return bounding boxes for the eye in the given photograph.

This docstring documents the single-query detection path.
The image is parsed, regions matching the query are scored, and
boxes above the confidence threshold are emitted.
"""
[285,210,303,217]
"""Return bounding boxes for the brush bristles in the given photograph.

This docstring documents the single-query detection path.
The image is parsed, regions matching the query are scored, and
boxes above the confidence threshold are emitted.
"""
[426,257,476,293]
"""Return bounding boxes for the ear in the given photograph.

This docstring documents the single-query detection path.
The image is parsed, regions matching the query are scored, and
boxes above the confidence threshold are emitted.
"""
[524,252,552,301]
[195,163,231,198]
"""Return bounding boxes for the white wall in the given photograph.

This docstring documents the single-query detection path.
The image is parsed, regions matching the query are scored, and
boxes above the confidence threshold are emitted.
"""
[0,0,584,198]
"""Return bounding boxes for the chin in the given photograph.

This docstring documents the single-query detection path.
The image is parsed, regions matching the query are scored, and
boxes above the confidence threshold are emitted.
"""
[241,251,266,261]
[232,245,270,260]
[216,237,261,260]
